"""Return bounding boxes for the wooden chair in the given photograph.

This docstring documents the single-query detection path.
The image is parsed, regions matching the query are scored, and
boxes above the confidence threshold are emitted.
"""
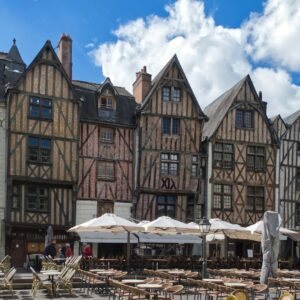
[159,285,184,300]
[30,267,53,298]
[231,289,249,300]
[278,291,294,300]
[251,284,268,300]
[55,267,77,295]
[0,266,16,296]
[0,255,11,273]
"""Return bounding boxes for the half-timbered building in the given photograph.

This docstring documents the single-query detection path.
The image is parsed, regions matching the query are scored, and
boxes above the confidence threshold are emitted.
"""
[5,35,79,266]
[134,56,208,222]
[0,40,26,257]
[272,110,300,229]
[202,75,278,226]
[74,77,137,224]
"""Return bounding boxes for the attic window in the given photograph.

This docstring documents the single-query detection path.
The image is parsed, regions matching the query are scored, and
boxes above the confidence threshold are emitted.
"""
[236,109,253,129]
[99,96,114,110]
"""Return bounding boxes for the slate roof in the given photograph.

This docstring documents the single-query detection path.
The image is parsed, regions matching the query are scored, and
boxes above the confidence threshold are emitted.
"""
[284,109,300,126]
[7,43,25,65]
[203,76,247,140]
[73,79,137,127]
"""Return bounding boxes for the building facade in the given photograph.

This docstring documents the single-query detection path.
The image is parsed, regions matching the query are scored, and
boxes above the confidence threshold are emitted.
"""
[0,41,26,258]
[74,77,137,224]
[272,110,300,229]
[202,76,278,226]
[5,36,79,266]
[133,56,208,222]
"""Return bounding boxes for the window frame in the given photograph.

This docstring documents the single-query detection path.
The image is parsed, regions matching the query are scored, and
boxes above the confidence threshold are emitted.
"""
[11,184,21,210]
[191,155,199,177]
[236,109,254,129]
[28,96,52,121]
[297,143,300,156]
[173,87,181,102]
[246,146,265,172]
[295,203,300,227]
[296,168,300,191]
[212,184,233,211]
[162,117,180,135]
[27,136,52,165]
[213,142,234,169]
[157,195,176,218]
[160,153,179,176]
[246,186,265,213]
[97,160,115,181]
[26,185,50,213]
[99,127,114,144]
[162,87,171,101]
[98,96,115,111]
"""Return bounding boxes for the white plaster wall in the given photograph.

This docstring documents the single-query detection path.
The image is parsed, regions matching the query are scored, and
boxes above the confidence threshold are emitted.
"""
[76,200,97,224]
[0,104,6,257]
[114,202,132,219]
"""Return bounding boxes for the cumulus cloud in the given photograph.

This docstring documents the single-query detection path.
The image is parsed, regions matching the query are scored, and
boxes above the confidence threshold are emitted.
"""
[91,0,300,117]
[246,0,300,72]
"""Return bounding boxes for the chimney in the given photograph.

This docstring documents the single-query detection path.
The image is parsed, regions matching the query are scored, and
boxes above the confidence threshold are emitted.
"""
[57,33,72,80]
[133,66,152,104]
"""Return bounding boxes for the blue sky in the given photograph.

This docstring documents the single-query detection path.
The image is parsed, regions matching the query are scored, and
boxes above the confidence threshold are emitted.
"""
[0,0,299,116]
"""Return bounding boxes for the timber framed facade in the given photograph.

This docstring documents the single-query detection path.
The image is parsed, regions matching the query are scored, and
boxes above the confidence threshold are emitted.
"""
[202,76,279,225]
[5,39,79,266]
[134,56,208,222]
[272,110,300,229]
[74,78,137,223]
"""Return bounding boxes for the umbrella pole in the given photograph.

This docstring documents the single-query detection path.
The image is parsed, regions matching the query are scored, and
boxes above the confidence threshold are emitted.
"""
[126,231,130,271]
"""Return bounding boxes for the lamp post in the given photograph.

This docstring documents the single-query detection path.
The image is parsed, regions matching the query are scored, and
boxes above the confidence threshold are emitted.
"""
[199,217,211,279]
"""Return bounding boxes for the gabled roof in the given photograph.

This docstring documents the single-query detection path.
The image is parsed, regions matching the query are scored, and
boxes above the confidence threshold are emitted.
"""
[141,54,207,120]
[7,40,25,65]
[13,40,74,93]
[284,109,300,126]
[73,79,137,127]
[203,76,248,140]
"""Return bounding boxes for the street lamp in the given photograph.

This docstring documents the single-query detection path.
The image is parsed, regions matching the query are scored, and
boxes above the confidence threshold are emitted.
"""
[199,217,211,279]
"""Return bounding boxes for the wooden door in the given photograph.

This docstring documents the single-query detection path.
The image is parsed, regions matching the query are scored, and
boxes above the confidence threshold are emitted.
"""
[10,238,26,267]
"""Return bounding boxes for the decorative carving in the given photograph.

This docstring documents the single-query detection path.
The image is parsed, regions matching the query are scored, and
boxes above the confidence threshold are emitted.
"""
[161,177,176,190]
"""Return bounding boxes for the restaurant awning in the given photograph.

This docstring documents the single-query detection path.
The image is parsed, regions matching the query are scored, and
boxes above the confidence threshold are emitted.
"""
[78,232,202,244]
[78,232,138,243]
[136,233,202,244]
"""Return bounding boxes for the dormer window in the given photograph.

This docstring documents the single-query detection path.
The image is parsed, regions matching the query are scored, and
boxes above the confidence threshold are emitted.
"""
[100,97,113,109]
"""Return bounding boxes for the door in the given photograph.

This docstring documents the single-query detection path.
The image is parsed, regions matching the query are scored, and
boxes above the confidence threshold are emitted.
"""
[10,238,26,267]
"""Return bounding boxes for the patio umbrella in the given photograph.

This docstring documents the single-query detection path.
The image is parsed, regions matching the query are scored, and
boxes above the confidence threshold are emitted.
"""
[142,216,198,235]
[260,211,281,284]
[45,225,53,248]
[68,213,143,269]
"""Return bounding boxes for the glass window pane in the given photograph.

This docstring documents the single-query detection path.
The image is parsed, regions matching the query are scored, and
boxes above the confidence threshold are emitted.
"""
[167,196,175,204]
[41,99,51,107]
[170,154,178,161]
[214,184,222,193]
[223,144,233,152]
[223,185,232,194]
[236,110,243,127]
[161,153,169,160]
[245,111,253,128]
[29,148,38,161]
[161,162,169,175]
[213,195,221,209]
[169,163,178,175]
[192,155,198,162]
[192,164,197,176]
[163,87,170,101]
[29,137,39,147]
[163,118,171,134]
[214,143,222,151]
[173,88,181,102]
[223,195,232,209]
[29,106,39,117]
[41,108,51,119]
[30,98,39,104]
[41,139,51,148]
[172,118,180,134]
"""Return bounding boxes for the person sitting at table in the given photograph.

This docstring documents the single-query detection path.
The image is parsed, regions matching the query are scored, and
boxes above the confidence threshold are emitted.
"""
[44,239,57,258]
[65,243,73,257]
[82,243,92,258]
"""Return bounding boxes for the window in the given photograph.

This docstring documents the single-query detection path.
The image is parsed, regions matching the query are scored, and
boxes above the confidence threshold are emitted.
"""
[247,146,265,171]
[99,128,114,143]
[161,153,179,176]
[157,195,176,218]
[163,87,171,101]
[28,136,51,164]
[99,97,114,109]
[213,143,233,169]
[12,185,20,210]
[296,168,300,191]
[213,184,232,210]
[26,186,49,212]
[297,143,300,156]
[173,88,181,102]
[29,97,52,119]
[295,204,300,226]
[172,118,180,135]
[98,161,115,179]
[246,186,264,212]
[236,109,253,128]
[162,118,180,135]
[186,196,194,221]
[163,118,171,134]
[191,155,198,177]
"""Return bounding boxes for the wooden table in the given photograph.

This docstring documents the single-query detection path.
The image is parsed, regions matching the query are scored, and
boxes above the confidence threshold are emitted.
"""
[97,270,117,277]
[90,269,106,273]
[137,283,163,289]
[168,271,185,275]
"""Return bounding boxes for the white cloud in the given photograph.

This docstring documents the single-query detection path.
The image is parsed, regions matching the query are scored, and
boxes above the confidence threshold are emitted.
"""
[246,0,300,72]
[91,0,300,117]
[85,43,95,49]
